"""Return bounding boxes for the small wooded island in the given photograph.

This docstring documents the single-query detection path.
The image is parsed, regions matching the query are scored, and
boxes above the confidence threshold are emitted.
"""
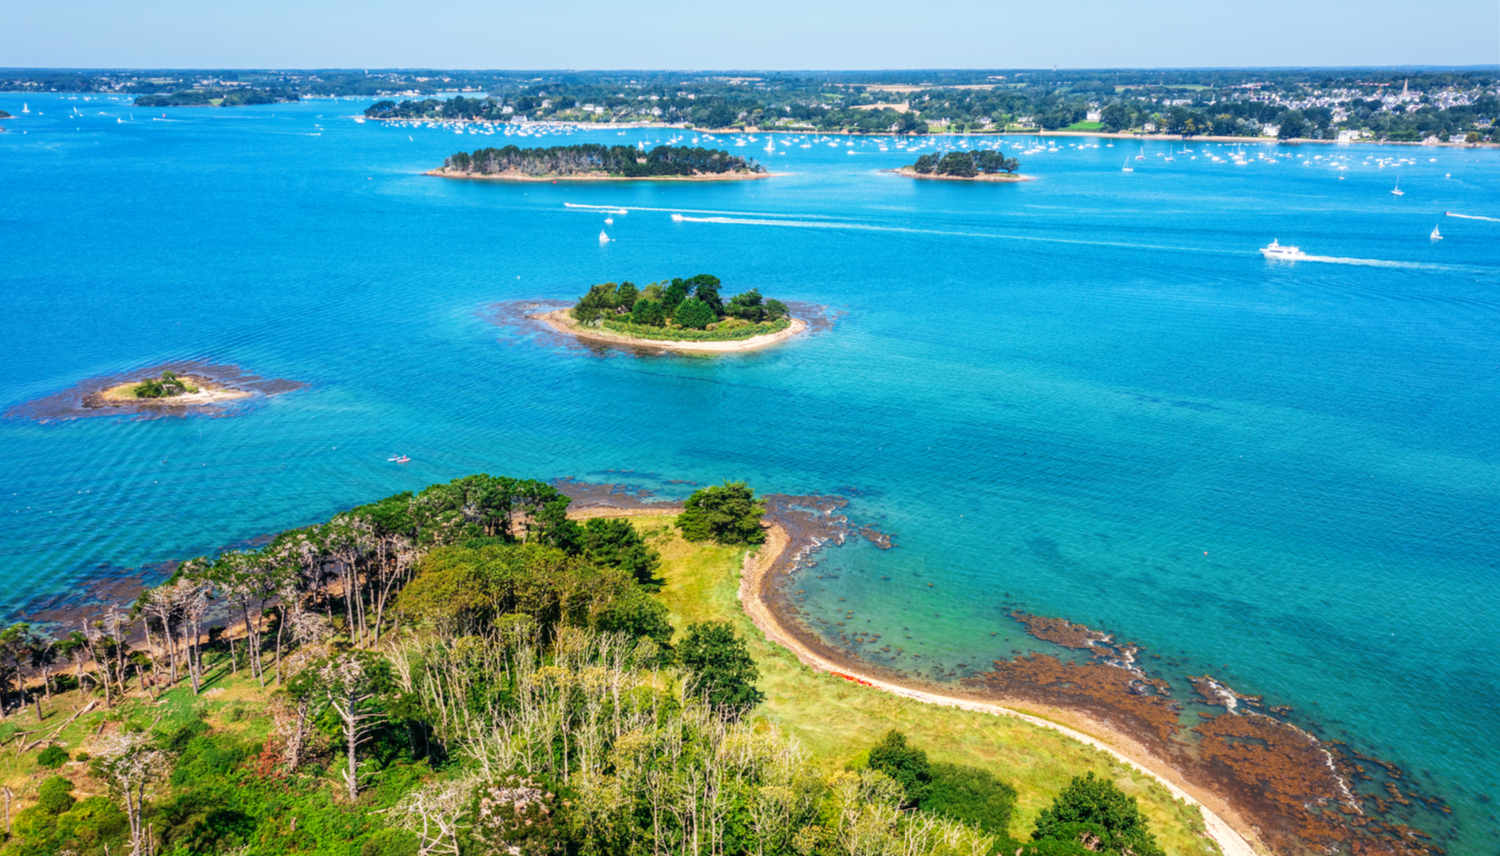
[537,275,805,353]
[87,370,251,409]
[896,149,1031,182]
[431,144,768,181]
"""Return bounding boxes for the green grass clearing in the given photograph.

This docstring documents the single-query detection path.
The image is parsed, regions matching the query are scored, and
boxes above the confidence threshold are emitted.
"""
[636,516,1218,854]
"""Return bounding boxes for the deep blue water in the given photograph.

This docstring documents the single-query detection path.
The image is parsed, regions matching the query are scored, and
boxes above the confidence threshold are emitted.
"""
[3,94,1499,849]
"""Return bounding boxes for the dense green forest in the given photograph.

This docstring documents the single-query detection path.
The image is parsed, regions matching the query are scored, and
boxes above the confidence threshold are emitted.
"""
[0,475,1169,855]
[133,89,297,107]
[570,275,792,341]
[909,150,1022,177]
[443,145,762,178]
[366,96,509,122]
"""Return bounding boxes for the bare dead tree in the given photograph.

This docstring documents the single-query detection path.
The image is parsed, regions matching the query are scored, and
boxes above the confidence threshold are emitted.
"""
[96,731,171,855]
[319,653,386,801]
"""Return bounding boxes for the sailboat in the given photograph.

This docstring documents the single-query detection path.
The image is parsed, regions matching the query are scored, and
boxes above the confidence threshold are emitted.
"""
[1391,176,1404,196]
[21,103,28,113]
[1430,225,1442,241]
[598,230,610,244]
[1122,158,1133,173]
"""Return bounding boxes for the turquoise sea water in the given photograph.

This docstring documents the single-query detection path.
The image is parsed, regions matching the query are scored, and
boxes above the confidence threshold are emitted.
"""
[3,94,1499,849]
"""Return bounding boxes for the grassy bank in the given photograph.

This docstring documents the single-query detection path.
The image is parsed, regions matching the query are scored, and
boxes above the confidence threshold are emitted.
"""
[633,517,1218,855]
[598,316,791,342]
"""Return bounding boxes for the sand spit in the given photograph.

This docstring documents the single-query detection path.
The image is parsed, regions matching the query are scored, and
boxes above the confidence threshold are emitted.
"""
[535,309,806,354]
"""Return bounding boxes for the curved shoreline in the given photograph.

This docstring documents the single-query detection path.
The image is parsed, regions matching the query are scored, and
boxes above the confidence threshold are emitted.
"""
[425,167,780,182]
[892,166,1035,182]
[535,308,807,354]
[740,522,1261,857]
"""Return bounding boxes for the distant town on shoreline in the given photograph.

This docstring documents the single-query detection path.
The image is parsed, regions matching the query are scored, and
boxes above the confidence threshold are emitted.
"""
[4,67,1495,143]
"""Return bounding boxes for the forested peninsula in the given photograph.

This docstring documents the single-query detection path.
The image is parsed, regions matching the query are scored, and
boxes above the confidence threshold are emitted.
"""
[432,144,767,180]
[897,150,1030,181]
[0,474,1208,857]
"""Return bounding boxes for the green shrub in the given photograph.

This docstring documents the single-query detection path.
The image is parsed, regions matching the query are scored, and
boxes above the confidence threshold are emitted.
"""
[600,316,789,342]
[36,745,69,768]
[671,297,716,329]
[53,796,130,854]
[926,762,1017,837]
[361,828,421,855]
[1030,771,1163,856]
[7,805,58,853]
[867,730,931,807]
[36,776,75,815]
[678,621,764,712]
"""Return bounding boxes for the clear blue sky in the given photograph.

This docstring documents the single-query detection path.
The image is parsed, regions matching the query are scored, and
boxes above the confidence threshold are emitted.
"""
[6,0,1498,69]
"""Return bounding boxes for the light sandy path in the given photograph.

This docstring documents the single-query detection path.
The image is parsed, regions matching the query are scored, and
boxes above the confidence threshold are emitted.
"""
[537,310,806,354]
[739,524,1259,857]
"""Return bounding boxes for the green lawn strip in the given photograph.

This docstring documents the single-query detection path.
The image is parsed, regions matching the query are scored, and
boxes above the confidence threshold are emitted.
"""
[599,317,790,342]
[637,516,1216,854]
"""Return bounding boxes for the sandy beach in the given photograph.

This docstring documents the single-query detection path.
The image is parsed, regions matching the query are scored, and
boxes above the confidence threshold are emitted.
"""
[892,167,1035,182]
[92,376,252,408]
[425,167,781,182]
[739,522,1262,857]
[536,308,807,354]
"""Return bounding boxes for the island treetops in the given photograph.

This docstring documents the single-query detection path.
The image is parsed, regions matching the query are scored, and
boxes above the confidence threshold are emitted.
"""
[444,144,762,178]
[910,150,1020,177]
[572,274,789,332]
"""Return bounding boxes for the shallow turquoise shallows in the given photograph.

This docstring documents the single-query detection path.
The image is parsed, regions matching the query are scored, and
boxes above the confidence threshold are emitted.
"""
[3,95,1498,850]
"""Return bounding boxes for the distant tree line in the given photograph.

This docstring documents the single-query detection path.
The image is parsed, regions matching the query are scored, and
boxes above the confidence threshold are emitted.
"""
[910,150,1021,177]
[570,274,791,339]
[133,89,298,107]
[444,144,763,178]
[365,96,510,122]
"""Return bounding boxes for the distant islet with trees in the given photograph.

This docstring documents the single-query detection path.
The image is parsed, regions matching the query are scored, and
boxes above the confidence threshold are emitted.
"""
[570,274,792,342]
[908,150,1022,177]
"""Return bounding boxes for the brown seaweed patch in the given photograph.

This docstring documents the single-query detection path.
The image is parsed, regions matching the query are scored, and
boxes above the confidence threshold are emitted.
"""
[6,361,306,424]
[552,477,682,514]
[965,612,1445,854]
[1188,712,1439,854]
[1012,610,1113,649]
[965,654,1183,744]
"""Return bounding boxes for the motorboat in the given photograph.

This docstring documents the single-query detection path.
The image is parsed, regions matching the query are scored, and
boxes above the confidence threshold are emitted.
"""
[1260,239,1306,260]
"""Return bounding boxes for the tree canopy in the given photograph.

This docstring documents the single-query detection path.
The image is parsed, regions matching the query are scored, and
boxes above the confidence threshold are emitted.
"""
[570,275,791,340]
[443,144,762,178]
[676,482,767,545]
[910,150,1021,177]
[677,621,764,713]
[132,370,197,399]
[1029,771,1164,856]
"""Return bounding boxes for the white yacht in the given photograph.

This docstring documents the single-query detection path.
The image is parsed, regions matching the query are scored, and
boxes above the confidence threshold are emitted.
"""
[1391,176,1404,196]
[598,230,610,244]
[1260,239,1306,260]
[1430,225,1442,241]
